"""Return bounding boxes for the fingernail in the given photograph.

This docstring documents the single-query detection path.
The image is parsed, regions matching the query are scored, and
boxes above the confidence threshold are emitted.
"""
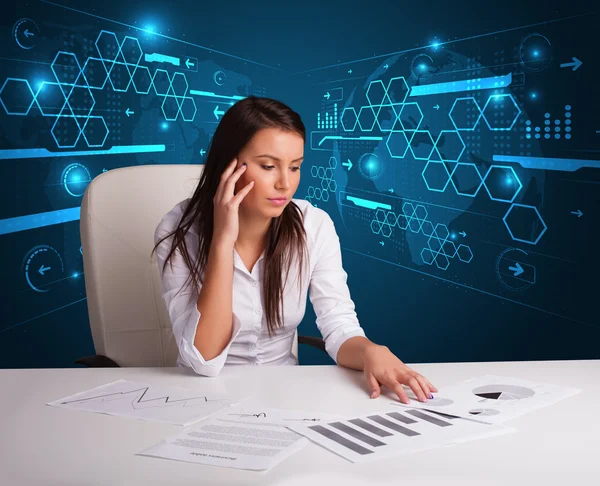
[242,163,246,166]
[371,391,377,399]
[403,399,410,404]
[430,394,434,399]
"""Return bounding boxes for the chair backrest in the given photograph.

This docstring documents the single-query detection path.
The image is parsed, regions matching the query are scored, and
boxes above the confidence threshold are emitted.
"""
[80,164,202,367]
[80,164,299,367]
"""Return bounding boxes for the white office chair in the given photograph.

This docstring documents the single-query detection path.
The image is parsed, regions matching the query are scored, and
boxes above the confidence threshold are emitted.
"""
[78,164,324,368]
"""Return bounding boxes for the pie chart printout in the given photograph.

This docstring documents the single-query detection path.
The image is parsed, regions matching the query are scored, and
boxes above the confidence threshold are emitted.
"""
[472,385,536,401]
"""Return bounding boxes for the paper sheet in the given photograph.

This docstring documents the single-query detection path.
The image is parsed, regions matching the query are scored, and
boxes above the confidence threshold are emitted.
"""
[136,408,342,471]
[47,379,243,426]
[393,375,582,424]
[288,407,516,463]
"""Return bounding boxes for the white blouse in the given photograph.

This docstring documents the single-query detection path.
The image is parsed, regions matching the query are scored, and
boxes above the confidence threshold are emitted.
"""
[154,197,366,377]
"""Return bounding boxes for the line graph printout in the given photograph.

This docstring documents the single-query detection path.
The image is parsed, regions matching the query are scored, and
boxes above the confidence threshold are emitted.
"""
[288,408,515,463]
[47,379,244,426]
[212,406,345,427]
[392,375,582,424]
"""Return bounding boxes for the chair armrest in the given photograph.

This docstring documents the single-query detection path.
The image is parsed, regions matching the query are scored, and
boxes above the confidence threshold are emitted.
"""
[75,355,120,367]
[298,335,326,353]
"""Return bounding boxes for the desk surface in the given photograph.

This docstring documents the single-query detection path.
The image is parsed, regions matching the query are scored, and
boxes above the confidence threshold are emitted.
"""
[1,360,598,485]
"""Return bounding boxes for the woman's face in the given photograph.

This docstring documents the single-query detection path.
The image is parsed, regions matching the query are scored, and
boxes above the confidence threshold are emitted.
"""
[234,127,304,218]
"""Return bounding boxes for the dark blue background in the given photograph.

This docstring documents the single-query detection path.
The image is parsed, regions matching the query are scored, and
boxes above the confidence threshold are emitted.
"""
[1,0,598,368]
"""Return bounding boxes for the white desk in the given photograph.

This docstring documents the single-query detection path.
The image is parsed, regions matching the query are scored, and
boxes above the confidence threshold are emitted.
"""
[1,360,598,485]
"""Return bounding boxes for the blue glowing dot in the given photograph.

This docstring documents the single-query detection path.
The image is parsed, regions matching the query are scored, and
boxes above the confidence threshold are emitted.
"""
[160,122,168,130]
[526,133,531,139]
[526,126,531,132]
[545,134,551,139]
[555,119,561,125]
[533,50,539,57]
[565,119,571,125]
[71,174,81,183]
[544,113,550,118]
[526,120,531,125]
[555,126,560,132]
[535,134,541,139]
[531,92,537,99]
[565,126,571,132]
[565,112,571,118]
[545,127,550,132]
[545,120,551,125]
[555,134,561,139]
[565,105,571,111]
[535,126,541,132]
[506,177,513,185]
[72,272,78,278]
[419,64,426,71]
[566,133,572,139]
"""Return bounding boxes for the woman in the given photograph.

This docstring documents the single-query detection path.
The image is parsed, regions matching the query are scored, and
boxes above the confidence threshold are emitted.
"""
[152,96,437,404]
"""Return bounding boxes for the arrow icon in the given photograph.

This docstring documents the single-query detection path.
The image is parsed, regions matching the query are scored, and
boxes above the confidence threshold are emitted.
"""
[348,69,352,74]
[185,58,195,69]
[560,57,583,71]
[388,188,394,194]
[324,92,331,100]
[459,231,467,237]
[38,264,51,276]
[379,241,385,246]
[199,149,206,156]
[102,168,107,173]
[384,64,389,69]
[125,108,134,117]
[508,263,524,277]
[213,105,225,120]
[342,159,353,171]
[570,209,583,218]
[24,29,35,38]
[433,104,440,110]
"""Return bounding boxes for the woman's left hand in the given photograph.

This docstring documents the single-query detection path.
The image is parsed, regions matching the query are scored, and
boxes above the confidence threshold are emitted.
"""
[363,344,438,404]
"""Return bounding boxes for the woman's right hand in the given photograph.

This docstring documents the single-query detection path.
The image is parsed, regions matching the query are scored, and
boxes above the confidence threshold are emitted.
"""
[212,158,255,247]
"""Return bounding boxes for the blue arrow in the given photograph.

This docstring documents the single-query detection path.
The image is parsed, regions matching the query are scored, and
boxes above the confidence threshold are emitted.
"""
[342,159,353,171]
[560,57,583,71]
[388,188,394,193]
[433,104,440,110]
[459,231,467,237]
[384,64,389,69]
[24,29,34,38]
[570,209,583,218]
[508,263,524,277]
[185,58,195,69]
[213,105,225,119]
[324,92,330,100]
[200,149,206,156]
[38,264,51,276]
[125,108,134,117]
[348,69,352,74]
[379,241,384,246]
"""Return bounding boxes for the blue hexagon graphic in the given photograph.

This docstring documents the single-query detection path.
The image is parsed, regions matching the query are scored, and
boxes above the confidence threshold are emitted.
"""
[375,208,386,223]
[434,223,449,240]
[51,103,82,148]
[120,36,143,73]
[171,72,188,97]
[449,97,482,131]
[357,106,376,131]
[162,95,179,121]
[310,166,318,178]
[450,163,484,197]
[180,97,197,122]
[386,76,409,105]
[421,221,435,237]
[503,204,547,245]
[82,116,109,148]
[386,131,410,159]
[341,107,358,132]
[434,252,450,270]
[66,85,95,118]
[434,130,466,162]
[381,223,393,238]
[51,51,83,96]
[130,65,152,94]
[482,165,522,203]
[34,82,66,116]
[328,157,337,169]
[0,78,35,115]
[414,205,428,220]
[422,161,451,192]
[408,130,435,160]
[366,80,388,106]
[152,69,171,96]
[481,93,521,131]
[421,248,435,265]
[81,57,108,90]
[370,220,382,235]
[95,30,121,62]
[107,58,132,92]
[456,244,473,263]
[402,202,416,218]
[397,102,424,130]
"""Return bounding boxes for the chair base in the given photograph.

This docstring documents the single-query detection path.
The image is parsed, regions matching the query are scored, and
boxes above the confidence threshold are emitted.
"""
[75,355,120,368]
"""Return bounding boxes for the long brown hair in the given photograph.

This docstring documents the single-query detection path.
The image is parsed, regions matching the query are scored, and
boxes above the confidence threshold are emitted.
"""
[151,96,308,335]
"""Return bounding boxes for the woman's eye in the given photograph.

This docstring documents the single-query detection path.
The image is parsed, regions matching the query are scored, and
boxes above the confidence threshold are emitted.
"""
[291,167,300,172]
[261,165,275,170]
